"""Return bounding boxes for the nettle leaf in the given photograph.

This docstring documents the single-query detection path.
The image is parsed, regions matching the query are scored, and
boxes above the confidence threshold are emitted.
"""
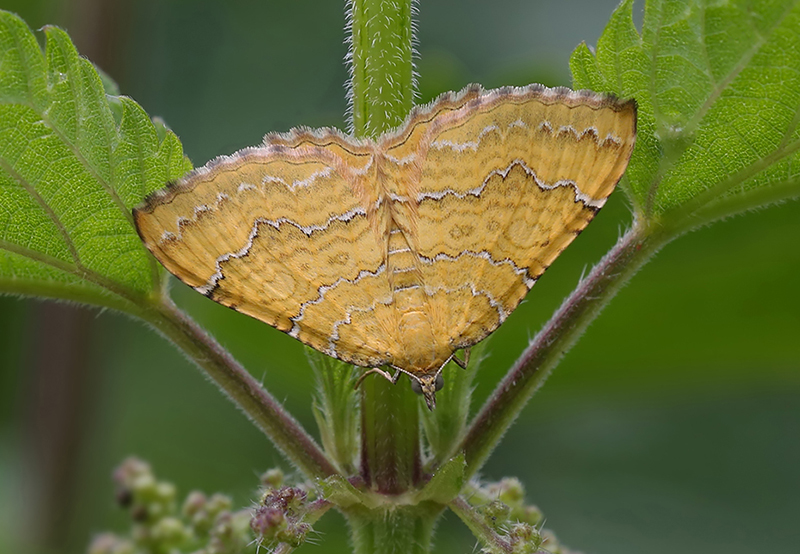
[570,0,800,228]
[0,11,191,309]
[421,340,489,464]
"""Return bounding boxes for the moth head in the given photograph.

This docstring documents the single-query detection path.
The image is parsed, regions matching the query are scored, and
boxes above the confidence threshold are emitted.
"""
[410,372,444,410]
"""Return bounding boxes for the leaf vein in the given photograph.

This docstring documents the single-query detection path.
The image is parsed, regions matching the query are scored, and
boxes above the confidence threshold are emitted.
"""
[38,107,136,230]
[685,2,795,136]
[0,238,80,276]
[677,135,800,219]
[0,154,82,266]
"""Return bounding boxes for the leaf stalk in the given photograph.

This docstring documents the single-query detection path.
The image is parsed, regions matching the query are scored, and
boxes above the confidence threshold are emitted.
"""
[459,219,671,478]
[145,299,339,480]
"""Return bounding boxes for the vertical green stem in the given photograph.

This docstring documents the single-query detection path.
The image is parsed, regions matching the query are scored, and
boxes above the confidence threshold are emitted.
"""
[347,505,442,554]
[359,374,421,493]
[348,0,416,138]
[348,0,421,495]
[345,1,430,551]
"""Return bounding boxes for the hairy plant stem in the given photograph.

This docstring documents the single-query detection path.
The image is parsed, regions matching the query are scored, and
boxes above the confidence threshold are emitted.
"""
[144,299,338,480]
[449,497,513,554]
[458,218,671,478]
[346,504,444,554]
[359,374,422,493]
[345,1,433,552]
[348,0,422,493]
[347,0,416,137]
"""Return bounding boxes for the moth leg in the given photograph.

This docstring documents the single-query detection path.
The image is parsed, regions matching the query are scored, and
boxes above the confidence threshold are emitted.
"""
[452,348,471,370]
[354,367,401,389]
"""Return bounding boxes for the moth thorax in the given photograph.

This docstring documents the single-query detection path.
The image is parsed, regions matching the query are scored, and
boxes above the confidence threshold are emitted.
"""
[393,284,425,311]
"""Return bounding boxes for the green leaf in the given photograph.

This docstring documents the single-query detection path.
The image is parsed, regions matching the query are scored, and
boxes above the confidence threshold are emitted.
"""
[412,454,464,505]
[570,0,800,228]
[569,42,605,93]
[307,348,360,474]
[0,11,192,309]
[421,341,488,463]
[317,474,371,509]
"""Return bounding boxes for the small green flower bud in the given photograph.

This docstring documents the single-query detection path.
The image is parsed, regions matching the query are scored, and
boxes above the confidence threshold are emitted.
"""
[183,491,208,519]
[209,512,234,550]
[205,493,233,518]
[144,500,167,521]
[279,522,310,548]
[251,486,312,548]
[481,500,511,529]
[131,473,157,497]
[284,488,307,513]
[151,516,191,546]
[517,504,543,526]
[251,506,287,539]
[495,477,525,507]
[113,458,151,489]
[155,482,177,505]
[509,523,543,554]
[260,468,284,489]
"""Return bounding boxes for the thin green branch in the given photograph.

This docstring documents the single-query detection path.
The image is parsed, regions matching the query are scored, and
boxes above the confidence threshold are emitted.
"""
[459,220,670,479]
[144,299,339,481]
[449,497,512,554]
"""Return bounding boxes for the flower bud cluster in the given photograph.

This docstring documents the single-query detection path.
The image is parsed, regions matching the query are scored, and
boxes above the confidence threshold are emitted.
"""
[250,485,312,548]
[466,476,575,554]
[87,458,252,554]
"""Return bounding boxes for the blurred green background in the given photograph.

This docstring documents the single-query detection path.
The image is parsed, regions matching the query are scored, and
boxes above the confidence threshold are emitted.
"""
[0,1,798,553]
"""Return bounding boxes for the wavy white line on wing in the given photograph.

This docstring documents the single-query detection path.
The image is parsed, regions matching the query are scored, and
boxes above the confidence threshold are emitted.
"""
[193,208,369,295]
[419,249,536,288]
[290,263,388,338]
[417,159,606,209]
